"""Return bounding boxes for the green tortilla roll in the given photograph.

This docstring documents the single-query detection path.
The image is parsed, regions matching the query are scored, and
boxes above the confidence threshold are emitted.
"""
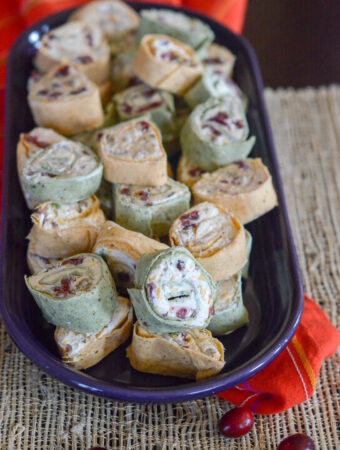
[137,9,214,57]
[184,67,248,110]
[208,273,249,335]
[180,96,255,171]
[241,229,253,278]
[128,247,215,333]
[25,253,117,334]
[113,178,191,238]
[113,83,177,138]
[21,140,103,207]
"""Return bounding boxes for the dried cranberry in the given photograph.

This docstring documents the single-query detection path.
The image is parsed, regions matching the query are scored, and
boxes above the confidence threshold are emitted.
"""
[233,120,244,129]
[277,434,315,450]
[25,135,49,148]
[138,191,149,201]
[121,103,133,115]
[117,272,131,283]
[97,132,103,141]
[136,101,163,114]
[70,87,87,95]
[61,257,84,266]
[56,65,70,77]
[234,160,248,169]
[210,307,215,316]
[129,76,141,87]
[120,188,131,196]
[202,124,222,136]
[54,277,73,297]
[202,57,223,64]
[219,406,254,438]
[147,282,155,297]
[176,260,185,271]
[144,88,157,98]
[188,167,202,178]
[176,308,188,319]
[48,34,56,40]
[65,344,72,352]
[37,89,48,96]
[139,121,150,133]
[220,179,230,184]
[78,55,93,64]
[160,52,176,61]
[85,33,93,47]
[209,111,229,126]
[48,91,62,100]
[180,210,199,222]
[146,201,153,207]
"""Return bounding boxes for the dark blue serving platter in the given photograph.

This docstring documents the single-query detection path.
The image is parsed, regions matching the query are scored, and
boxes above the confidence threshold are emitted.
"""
[0,2,304,403]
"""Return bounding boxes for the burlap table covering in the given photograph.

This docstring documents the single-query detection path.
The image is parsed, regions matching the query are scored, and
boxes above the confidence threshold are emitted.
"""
[1,87,339,449]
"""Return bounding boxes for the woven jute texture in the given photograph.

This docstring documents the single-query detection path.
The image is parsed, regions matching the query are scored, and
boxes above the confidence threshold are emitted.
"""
[1,87,340,449]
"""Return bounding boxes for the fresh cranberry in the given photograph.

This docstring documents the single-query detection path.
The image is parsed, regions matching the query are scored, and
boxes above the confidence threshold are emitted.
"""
[277,434,315,450]
[176,260,185,271]
[219,406,254,438]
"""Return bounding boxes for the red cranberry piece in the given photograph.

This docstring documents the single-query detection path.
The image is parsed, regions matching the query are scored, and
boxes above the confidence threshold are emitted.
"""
[209,111,229,126]
[48,34,56,40]
[25,135,49,148]
[181,210,200,223]
[176,260,185,271]
[120,188,131,196]
[202,124,222,136]
[219,406,254,438]
[277,434,315,450]
[37,89,49,96]
[210,306,215,316]
[78,55,93,64]
[202,57,223,64]
[138,190,149,201]
[56,65,70,77]
[234,160,248,169]
[220,179,230,184]
[70,87,87,95]
[61,257,84,266]
[144,88,157,98]
[176,308,188,319]
[147,282,155,297]
[129,76,141,87]
[121,103,133,115]
[139,120,150,133]
[136,101,163,114]
[188,167,202,178]
[48,91,62,99]
[117,272,131,283]
[233,120,244,129]
[160,52,176,61]
[85,33,93,47]
[97,132,103,141]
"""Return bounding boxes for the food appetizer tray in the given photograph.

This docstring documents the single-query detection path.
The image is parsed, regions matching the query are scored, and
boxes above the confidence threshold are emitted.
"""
[0,2,304,403]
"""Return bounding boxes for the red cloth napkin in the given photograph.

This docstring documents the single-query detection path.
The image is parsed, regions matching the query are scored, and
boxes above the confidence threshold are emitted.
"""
[0,1,338,416]
[219,295,339,414]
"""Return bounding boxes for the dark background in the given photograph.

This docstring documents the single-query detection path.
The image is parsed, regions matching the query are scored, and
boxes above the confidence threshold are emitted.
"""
[242,0,340,88]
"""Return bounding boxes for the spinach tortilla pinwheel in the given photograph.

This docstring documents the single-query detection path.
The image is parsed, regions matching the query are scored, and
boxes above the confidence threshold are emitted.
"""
[192,159,278,224]
[55,296,133,369]
[170,202,247,282]
[202,43,236,77]
[21,140,103,207]
[28,64,104,136]
[93,221,167,289]
[25,253,117,334]
[241,229,253,278]
[137,9,215,57]
[184,67,248,110]
[34,21,110,85]
[27,196,105,259]
[69,0,140,54]
[127,323,225,380]
[97,117,167,186]
[127,247,216,334]
[208,273,249,336]
[180,95,255,171]
[133,34,203,95]
[113,178,191,238]
[113,83,178,138]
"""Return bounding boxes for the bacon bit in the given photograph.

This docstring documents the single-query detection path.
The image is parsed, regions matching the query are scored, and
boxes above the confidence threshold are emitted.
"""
[139,121,150,133]
[202,57,223,64]
[233,120,244,129]
[77,55,93,64]
[48,91,62,100]
[138,190,149,201]
[117,272,130,283]
[147,282,155,298]
[234,160,248,169]
[135,101,163,114]
[25,135,49,148]
[61,257,84,266]
[209,111,229,126]
[120,187,131,196]
[56,66,70,77]
[37,89,48,96]
[70,87,87,95]
[210,306,215,316]
[188,167,202,178]
[54,277,73,297]
[121,103,133,115]
[202,124,222,136]
[85,33,93,47]
[176,260,185,271]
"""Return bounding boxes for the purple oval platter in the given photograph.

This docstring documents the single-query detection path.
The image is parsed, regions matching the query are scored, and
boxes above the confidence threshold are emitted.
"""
[0,2,304,403]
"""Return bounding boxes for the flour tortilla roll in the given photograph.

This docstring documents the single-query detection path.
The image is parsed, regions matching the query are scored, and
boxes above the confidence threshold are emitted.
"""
[176,154,206,189]
[208,273,248,336]
[21,140,103,207]
[17,127,65,208]
[184,67,248,110]
[170,202,247,282]
[192,159,278,224]
[128,247,215,333]
[25,254,117,333]
[69,0,140,46]
[55,296,133,369]
[127,323,224,380]
[113,83,177,138]
[113,178,191,238]
[34,21,110,85]
[133,35,203,95]
[28,64,104,135]
[180,96,255,172]
[27,241,61,274]
[27,196,105,259]
[93,221,167,289]
[137,9,214,57]
[111,50,140,93]
[202,43,236,77]
[98,118,167,185]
